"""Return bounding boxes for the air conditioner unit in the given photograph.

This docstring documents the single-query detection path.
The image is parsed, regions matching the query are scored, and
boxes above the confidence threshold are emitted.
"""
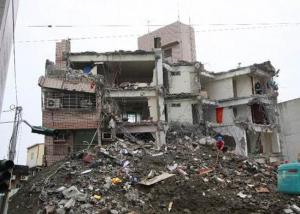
[46,98,61,109]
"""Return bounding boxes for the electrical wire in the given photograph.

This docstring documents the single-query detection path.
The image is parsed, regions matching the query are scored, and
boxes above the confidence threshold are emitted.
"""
[16,22,300,44]
[26,22,300,28]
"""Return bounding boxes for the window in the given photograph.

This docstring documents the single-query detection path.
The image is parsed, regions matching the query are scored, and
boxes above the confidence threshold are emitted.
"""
[154,37,161,48]
[127,112,137,123]
[233,107,238,118]
[171,103,181,107]
[170,71,181,76]
[30,152,34,160]
[54,132,67,142]
[163,48,172,58]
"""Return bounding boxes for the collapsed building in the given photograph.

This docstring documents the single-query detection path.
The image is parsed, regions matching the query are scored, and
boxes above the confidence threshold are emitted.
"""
[39,22,282,166]
[200,62,281,158]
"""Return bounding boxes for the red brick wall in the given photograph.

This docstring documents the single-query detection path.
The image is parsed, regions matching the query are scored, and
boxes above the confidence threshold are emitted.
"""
[42,109,98,165]
[42,110,98,129]
[55,39,70,70]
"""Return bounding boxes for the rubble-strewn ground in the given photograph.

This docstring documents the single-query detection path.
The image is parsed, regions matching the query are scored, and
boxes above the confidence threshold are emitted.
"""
[9,133,300,214]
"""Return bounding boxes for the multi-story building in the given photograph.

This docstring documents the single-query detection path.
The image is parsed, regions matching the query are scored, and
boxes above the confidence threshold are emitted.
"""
[0,0,18,115]
[40,22,282,165]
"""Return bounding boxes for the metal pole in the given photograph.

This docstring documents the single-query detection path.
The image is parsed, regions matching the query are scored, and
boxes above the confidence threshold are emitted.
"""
[1,192,9,214]
[96,80,102,146]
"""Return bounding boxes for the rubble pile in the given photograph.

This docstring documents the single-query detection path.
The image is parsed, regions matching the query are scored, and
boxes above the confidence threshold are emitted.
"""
[9,134,300,214]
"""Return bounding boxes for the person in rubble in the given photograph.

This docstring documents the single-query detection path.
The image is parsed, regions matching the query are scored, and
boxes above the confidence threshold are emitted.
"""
[216,135,228,152]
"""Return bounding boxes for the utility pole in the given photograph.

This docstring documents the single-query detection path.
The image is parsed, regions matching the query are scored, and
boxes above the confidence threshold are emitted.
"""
[93,75,103,146]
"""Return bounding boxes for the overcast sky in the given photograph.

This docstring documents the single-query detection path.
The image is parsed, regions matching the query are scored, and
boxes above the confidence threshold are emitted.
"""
[1,0,300,164]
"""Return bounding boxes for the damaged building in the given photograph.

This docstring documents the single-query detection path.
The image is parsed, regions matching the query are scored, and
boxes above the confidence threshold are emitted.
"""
[39,22,282,165]
[200,62,281,158]
[40,40,167,165]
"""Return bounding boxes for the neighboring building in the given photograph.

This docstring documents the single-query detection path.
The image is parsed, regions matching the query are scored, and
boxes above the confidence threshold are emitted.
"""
[278,98,300,162]
[0,0,19,115]
[11,165,29,189]
[26,143,44,169]
[138,21,196,63]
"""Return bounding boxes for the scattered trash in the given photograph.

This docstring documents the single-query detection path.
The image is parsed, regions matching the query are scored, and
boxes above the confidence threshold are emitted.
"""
[139,172,175,186]
[55,186,66,192]
[151,152,164,157]
[168,201,173,212]
[8,132,298,213]
[237,191,252,199]
[122,160,130,168]
[198,168,213,175]
[167,163,178,171]
[80,169,92,175]
[177,168,188,176]
[112,177,122,185]
[83,153,93,164]
[214,176,225,183]
[255,186,270,193]
[93,194,101,200]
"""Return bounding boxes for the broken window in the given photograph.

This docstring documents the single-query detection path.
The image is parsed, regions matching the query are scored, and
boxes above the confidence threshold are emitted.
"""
[170,71,181,76]
[233,107,238,118]
[192,104,200,124]
[116,98,150,122]
[255,82,263,94]
[154,37,161,48]
[163,48,172,58]
[127,112,137,123]
[96,61,155,87]
[251,104,269,124]
[171,103,181,107]
[232,79,237,98]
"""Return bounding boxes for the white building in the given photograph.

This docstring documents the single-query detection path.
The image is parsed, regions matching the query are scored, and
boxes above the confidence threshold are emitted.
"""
[278,98,300,162]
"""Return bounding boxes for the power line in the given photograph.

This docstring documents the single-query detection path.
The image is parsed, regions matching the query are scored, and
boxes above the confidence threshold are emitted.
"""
[25,22,300,28]
[16,23,300,44]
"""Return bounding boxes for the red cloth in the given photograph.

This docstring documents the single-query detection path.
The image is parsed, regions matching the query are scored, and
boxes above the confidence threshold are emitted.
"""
[216,140,225,151]
[216,107,224,124]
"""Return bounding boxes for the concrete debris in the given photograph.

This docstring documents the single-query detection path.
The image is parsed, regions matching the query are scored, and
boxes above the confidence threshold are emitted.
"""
[9,133,300,213]
[237,191,251,199]
[284,208,294,214]
[62,186,87,202]
[291,204,300,214]
[64,198,75,209]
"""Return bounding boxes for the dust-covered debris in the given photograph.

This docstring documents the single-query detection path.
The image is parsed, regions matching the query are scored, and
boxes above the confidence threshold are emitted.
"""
[8,134,300,214]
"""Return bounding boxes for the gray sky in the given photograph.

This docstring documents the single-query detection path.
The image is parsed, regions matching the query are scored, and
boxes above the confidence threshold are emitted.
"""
[1,0,300,164]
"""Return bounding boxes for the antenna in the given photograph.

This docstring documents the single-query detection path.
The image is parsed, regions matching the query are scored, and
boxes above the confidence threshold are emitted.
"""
[147,20,150,33]
[177,1,180,21]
